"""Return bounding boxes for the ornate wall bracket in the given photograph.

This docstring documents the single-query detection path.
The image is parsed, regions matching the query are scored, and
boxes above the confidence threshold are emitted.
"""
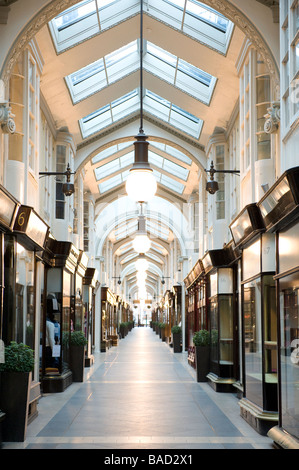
[0,100,16,133]
[264,101,280,134]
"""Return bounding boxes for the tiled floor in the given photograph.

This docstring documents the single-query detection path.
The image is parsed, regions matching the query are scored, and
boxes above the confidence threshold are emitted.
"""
[2,327,275,450]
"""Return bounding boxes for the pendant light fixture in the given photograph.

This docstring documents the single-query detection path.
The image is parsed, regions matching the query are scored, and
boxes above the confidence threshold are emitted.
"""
[125,0,157,203]
[132,203,151,253]
[135,253,149,272]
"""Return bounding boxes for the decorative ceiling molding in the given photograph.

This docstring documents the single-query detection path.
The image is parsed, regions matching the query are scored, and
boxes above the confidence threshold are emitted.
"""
[1,0,279,99]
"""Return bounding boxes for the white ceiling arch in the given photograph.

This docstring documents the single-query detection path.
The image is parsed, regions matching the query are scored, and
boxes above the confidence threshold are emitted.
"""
[95,195,191,258]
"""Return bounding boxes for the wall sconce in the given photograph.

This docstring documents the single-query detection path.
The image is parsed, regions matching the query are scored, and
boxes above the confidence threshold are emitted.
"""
[39,163,76,196]
[161,276,171,285]
[205,161,240,194]
[113,276,122,285]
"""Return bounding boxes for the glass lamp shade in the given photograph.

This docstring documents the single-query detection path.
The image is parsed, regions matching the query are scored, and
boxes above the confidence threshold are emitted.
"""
[137,279,145,288]
[138,288,146,299]
[133,234,151,253]
[126,169,157,203]
[135,257,149,272]
[136,271,147,281]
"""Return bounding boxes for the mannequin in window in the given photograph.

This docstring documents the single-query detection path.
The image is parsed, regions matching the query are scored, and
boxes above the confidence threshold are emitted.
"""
[46,312,55,369]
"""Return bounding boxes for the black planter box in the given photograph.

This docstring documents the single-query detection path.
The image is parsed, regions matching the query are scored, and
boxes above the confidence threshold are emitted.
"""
[70,345,85,382]
[195,346,210,382]
[0,371,31,442]
[172,333,182,353]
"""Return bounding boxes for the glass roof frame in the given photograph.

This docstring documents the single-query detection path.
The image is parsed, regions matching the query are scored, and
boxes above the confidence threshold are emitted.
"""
[49,0,233,56]
[80,87,203,140]
[65,38,217,105]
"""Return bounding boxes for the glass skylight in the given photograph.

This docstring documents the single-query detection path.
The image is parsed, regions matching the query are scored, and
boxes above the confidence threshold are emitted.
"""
[153,169,185,194]
[80,89,139,138]
[49,0,139,53]
[98,169,130,193]
[49,0,233,59]
[94,151,134,180]
[144,90,203,139]
[150,142,192,165]
[92,142,133,165]
[80,88,203,139]
[145,42,216,104]
[148,150,189,181]
[148,0,234,54]
[66,39,215,105]
[66,41,138,103]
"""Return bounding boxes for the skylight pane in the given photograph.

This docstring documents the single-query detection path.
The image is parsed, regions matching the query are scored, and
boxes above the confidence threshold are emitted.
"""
[165,145,192,165]
[148,150,189,181]
[163,159,189,181]
[150,142,192,165]
[147,42,177,67]
[145,41,215,104]
[95,151,134,180]
[54,0,96,31]
[186,0,228,33]
[144,89,202,139]
[105,41,138,67]
[120,152,134,168]
[178,58,211,86]
[99,174,122,193]
[80,90,139,138]
[161,174,185,194]
[147,0,233,55]
[148,152,163,168]
[49,0,139,53]
[92,142,133,165]
[152,169,185,194]
[95,160,121,180]
[66,41,138,103]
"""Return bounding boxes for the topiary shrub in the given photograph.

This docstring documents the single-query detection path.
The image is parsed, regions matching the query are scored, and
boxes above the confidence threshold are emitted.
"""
[0,341,34,373]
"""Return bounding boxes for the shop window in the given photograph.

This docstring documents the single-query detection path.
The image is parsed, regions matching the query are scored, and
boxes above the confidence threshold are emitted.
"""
[83,200,89,252]
[279,272,299,437]
[256,60,271,160]
[27,54,39,174]
[55,145,66,219]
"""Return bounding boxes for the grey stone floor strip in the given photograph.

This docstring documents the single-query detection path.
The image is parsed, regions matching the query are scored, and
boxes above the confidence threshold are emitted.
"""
[2,327,275,450]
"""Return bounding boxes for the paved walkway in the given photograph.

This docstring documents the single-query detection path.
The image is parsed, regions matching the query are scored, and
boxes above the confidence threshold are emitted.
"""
[3,327,275,450]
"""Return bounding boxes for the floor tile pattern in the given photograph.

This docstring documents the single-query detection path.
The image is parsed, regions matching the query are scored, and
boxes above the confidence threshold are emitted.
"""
[2,327,275,450]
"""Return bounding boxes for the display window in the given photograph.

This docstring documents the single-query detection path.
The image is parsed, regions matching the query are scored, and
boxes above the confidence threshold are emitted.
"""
[242,274,277,411]
[278,272,299,437]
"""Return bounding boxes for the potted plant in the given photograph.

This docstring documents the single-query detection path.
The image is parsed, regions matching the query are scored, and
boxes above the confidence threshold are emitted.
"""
[70,331,87,382]
[159,322,166,341]
[171,325,182,353]
[193,330,210,382]
[0,341,34,442]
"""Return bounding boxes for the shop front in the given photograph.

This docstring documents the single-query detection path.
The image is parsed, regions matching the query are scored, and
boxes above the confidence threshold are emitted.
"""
[184,259,206,368]
[230,203,278,435]
[256,167,299,448]
[83,267,98,366]
[202,245,238,392]
[41,240,79,393]
[101,286,116,351]
[1,201,49,423]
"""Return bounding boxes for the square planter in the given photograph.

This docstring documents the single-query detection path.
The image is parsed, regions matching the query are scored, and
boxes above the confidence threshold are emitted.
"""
[0,371,31,442]
[195,346,210,382]
[70,345,85,382]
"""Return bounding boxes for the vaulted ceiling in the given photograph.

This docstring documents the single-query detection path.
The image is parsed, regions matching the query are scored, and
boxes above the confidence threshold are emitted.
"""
[32,0,250,299]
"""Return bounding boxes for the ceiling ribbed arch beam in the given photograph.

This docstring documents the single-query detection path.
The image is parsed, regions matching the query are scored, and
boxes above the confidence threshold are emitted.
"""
[96,202,188,258]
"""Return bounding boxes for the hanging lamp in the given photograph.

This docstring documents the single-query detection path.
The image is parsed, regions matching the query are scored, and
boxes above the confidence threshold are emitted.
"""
[132,204,151,253]
[135,253,149,272]
[125,0,157,203]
